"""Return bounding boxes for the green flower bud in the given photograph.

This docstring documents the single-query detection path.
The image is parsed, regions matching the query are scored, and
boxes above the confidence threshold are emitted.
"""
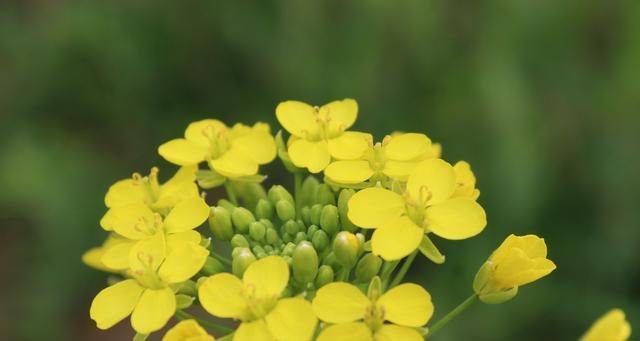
[333,231,361,269]
[479,286,518,304]
[300,176,320,207]
[276,200,296,221]
[217,199,236,211]
[292,241,319,285]
[310,204,323,226]
[317,184,336,206]
[231,207,255,233]
[338,189,357,232]
[355,233,366,256]
[175,294,195,310]
[283,219,300,235]
[307,224,319,239]
[282,232,293,243]
[282,242,297,256]
[312,230,330,252]
[315,265,335,289]
[236,182,268,210]
[265,227,280,245]
[202,257,225,276]
[268,185,294,205]
[322,251,337,268]
[263,245,274,253]
[301,206,312,226]
[320,205,340,236]
[255,199,274,220]
[232,247,256,277]
[176,280,197,296]
[230,234,250,248]
[249,221,267,241]
[209,206,234,241]
[294,231,307,244]
[355,253,382,283]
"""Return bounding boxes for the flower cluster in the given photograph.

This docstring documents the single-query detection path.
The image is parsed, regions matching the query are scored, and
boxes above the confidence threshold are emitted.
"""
[84,99,629,341]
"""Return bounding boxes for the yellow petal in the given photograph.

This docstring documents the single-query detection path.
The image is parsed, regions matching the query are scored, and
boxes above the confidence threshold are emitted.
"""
[406,159,456,205]
[162,320,214,341]
[384,133,432,161]
[235,320,275,341]
[375,325,423,341]
[266,298,318,341]
[166,230,202,253]
[327,131,372,160]
[156,166,199,210]
[83,235,131,272]
[90,279,144,330]
[491,234,548,265]
[581,309,631,341]
[198,273,246,318]
[100,209,116,231]
[320,99,358,133]
[425,198,486,240]
[316,322,372,341]
[185,119,227,147]
[100,240,135,271]
[452,161,478,199]
[377,283,433,327]
[159,242,209,284]
[128,233,166,273]
[347,188,405,229]
[243,256,289,299]
[110,203,156,240]
[371,217,423,261]
[288,139,331,173]
[312,282,369,324]
[131,287,176,334]
[276,101,319,138]
[492,248,556,289]
[104,179,146,208]
[382,160,418,181]
[231,130,277,164]
[209,150,259,177]
[158,139,209,166]
[325,160,374,184]
[163,197,210,234]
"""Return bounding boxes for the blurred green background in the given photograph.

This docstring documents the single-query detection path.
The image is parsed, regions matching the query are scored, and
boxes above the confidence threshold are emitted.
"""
[1,0,639,340]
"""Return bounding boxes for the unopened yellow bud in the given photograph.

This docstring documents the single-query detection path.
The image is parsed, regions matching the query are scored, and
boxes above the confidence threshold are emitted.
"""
[333,231,361,269]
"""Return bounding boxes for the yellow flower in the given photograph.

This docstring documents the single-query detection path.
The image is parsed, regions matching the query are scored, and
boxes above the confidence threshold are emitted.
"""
[82,234,130,272]
[163,320,215,341]
[581,309,631,341]
[90,240,209,334]
[452,161,480,200]
[312,281,433,341]
[325,133,436,185]
[101,166,199,231]
[276,99,370,173]
[348,158,487,260]
[198,256,318,341]
[158,120,276,178]
[100,197,209,271]
[473,234,556,304]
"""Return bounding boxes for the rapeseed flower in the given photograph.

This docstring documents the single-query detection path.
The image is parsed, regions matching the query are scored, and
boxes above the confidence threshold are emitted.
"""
[198,256,318,341]
[82,234,130,272]
[276,99,370,173]
[580,309,631,341]
[158,120,276,178]
[163,320,215,341]
[90,240,209,334]
[348,158,486,260]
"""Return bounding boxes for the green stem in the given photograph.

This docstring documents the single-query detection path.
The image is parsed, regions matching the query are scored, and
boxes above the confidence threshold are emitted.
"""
[293,172,303,218]
[388,250,418,289]
[224,181,238,205]
[380,260,400,290]
[210,250,232,267]
[175,310,234,334]
[426,294,477,338]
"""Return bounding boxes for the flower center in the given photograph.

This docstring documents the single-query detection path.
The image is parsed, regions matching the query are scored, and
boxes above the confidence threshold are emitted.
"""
[133,213,164,236]
[131,252,166,290]
[364,303,386,332]
[202,125,231,159]
[240,284,279,322]
[131,167,161,205]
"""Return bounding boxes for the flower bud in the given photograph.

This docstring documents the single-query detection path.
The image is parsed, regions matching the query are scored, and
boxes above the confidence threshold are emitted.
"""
[292,241,319,285]
[314,265,334,289]
[316,184,336,206]
[306,224,319,239]
[337,189,357,232]
[310,204,323,226]
[333,231,361,269]
[265,227,280,245]
[300,176,320,207]
[312,230,330,252]
[355,253,382,283]
[301,206,312,226]
[276,200,296,221]
[217,199,236,211]
[320,205,339,236]
[255,199,274,220]
[282,232,293,243]
[232,247,256,277]
[231,207,255,233]
[208,206,233,241]
[268,185,294,206]
[282,242,296,256]
[249,221,267,241]
[230,234,250,248]
[294,231,307,244]
[201,257,225,276]
[322,251,337,268]
[175,294,195,310]
[176,280,197,296]
[252,245,267,259]
[283,219,300,235]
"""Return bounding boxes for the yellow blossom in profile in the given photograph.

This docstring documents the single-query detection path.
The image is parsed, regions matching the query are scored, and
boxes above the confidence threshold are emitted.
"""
[100,166,199,231]
[100,197,209,271]
[82,234,130,272]
[452,161,480,200]
[473,234,556,304]
[198,256,318,341]
[312,281,433,341]
[348,158,487,260]
[325,133,437,185]
[163,320,215,341]
[581,309,631,341]
[158,120,276,178]
[276,99,370,173]
[90,240,209,334]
